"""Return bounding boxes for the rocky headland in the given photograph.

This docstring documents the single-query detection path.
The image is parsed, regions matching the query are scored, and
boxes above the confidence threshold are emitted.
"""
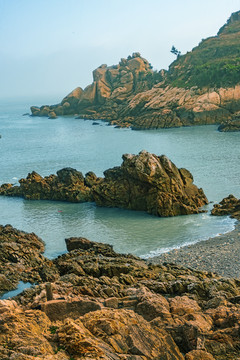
[0,151,208,217]
[30,11,240,131]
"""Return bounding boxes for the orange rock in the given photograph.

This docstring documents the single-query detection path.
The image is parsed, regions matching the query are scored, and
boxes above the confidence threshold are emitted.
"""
[185,350,216,359]
[169,296,201,316]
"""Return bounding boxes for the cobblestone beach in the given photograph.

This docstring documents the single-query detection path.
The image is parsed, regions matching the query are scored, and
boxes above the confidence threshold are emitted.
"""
[149,222,240,278]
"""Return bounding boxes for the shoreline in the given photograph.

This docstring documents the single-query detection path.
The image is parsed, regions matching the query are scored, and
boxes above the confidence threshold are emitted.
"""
[148,220,240,278]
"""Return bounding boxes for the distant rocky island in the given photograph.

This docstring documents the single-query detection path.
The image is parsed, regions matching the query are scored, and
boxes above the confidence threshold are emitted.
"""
[31,11,240,131]
[0,151,208,217]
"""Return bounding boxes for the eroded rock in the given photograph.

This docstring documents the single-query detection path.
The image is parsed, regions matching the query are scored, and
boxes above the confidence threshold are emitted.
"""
[93,150,208,216]
[0,151,208,217]
[1,227,240,358]
[211,194,240,220]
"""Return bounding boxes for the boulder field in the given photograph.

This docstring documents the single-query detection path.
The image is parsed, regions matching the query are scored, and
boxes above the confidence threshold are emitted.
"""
[1,224,240,359]
[0,151,208,217]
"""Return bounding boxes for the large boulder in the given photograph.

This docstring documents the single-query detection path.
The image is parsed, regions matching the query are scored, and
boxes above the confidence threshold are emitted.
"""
[93,150,208,216]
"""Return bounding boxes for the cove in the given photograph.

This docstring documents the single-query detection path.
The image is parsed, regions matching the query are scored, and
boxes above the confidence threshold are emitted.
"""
[0,99,239,259]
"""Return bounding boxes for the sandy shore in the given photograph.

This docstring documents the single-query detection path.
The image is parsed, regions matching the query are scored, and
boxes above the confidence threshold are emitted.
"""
[148,221,240,278]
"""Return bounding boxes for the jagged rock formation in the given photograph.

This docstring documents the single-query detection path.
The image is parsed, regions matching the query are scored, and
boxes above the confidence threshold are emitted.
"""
[211,194,240,220]
[0,168,97,202]
[30,12,240,130]
[93,151,208,216]
[0,151,208,217]
[2,227,240,359]
[30,52,161,122]
[0,224,58,293]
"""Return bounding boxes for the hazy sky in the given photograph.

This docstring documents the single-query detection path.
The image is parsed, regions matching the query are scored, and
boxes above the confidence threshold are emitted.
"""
[0,0,240,102]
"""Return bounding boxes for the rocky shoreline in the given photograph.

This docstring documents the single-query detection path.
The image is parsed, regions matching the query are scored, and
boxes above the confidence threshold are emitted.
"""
[149,222,240,278]
[150,195,240,277]
[1,223,240,359]
[1,197,240,359]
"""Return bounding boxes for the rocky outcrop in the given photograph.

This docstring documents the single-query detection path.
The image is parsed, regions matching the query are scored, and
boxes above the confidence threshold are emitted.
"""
[118,84,240,130]
[30,12,240,129]
[0,168,99,202]
[30,52,159,122]
[211,194,240,220]
[2,228,240,359]
[0,151,208,217]
[0,224,58,294]
[218,112,240,132]
[93,151,208,216]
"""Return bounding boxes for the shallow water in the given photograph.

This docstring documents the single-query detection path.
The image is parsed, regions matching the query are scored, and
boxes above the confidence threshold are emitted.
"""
[1,281,32,299]
[0,98,239,259]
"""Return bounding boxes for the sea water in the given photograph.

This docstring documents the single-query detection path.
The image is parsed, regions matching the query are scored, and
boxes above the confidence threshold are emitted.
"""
[0,98,239,259]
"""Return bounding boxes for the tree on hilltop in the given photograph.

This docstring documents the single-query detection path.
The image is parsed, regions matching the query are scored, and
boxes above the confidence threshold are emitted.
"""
[171,46,181,58]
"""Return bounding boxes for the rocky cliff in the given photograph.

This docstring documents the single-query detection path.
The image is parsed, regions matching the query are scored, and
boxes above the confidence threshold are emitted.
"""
[30,11,240,130]
[0,151,208,217]
[2,225,240,359]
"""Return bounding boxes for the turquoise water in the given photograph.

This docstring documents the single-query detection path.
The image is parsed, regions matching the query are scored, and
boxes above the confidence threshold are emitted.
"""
[0,99,239,259]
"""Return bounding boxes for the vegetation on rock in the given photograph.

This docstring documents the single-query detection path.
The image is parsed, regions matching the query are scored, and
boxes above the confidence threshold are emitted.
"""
[168,11,240,89]
[30,11,240,131]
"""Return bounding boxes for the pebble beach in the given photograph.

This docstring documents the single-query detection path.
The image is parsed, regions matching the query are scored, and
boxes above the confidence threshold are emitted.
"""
[149,221,240,279]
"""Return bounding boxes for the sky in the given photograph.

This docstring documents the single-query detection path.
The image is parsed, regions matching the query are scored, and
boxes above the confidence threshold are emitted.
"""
[0,0,240,102]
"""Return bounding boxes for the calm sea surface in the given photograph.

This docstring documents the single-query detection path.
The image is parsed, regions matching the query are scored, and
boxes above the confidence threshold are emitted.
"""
[0,98,239,259]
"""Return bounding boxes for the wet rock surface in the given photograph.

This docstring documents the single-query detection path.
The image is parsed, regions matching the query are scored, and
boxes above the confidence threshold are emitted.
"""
[0,151,208,217]
[1,226,240,358]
